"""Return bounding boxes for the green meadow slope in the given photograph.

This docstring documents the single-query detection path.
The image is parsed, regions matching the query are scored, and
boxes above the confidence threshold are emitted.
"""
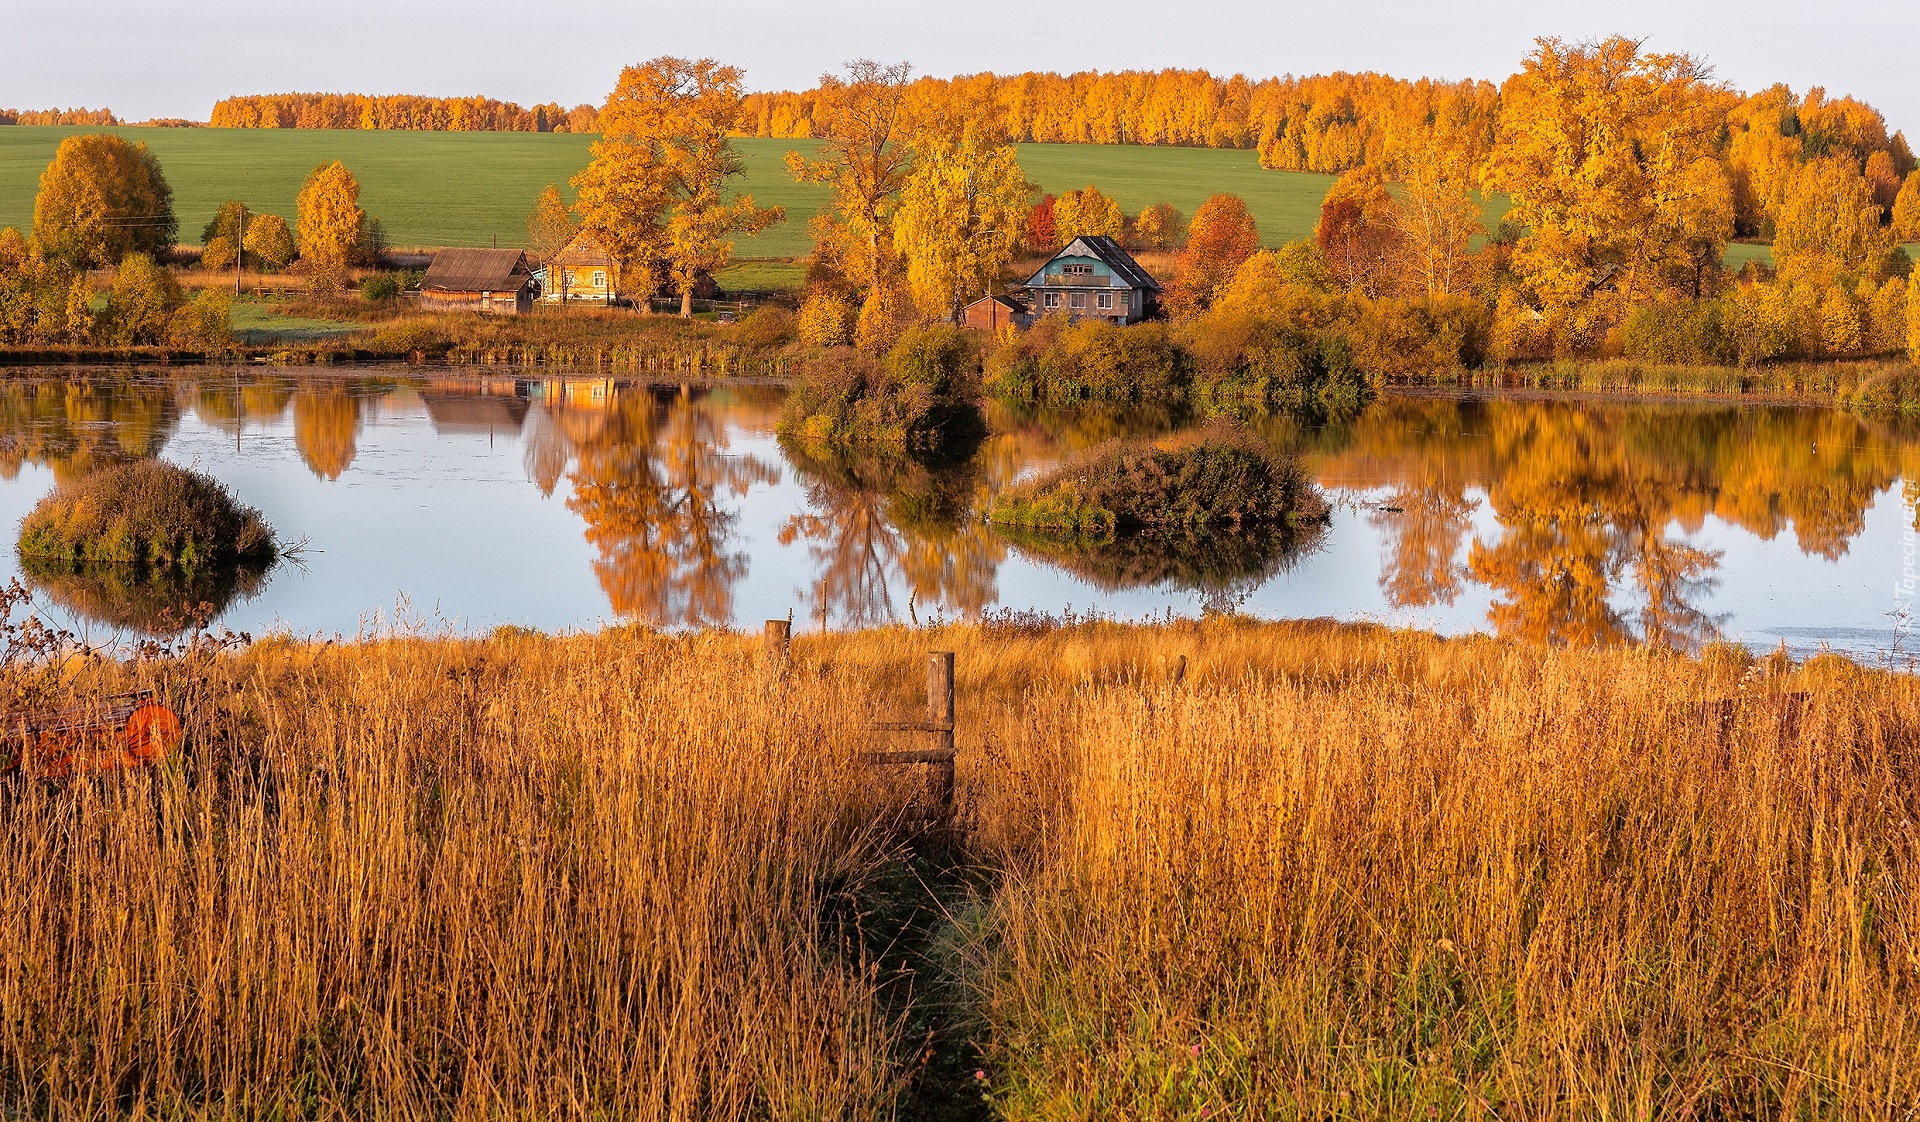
[5,127,1870,269]
[0,126,1336,256]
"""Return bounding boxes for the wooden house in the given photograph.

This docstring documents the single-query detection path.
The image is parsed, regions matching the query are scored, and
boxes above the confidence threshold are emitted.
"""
[543,230,621,305]
[962,294,1031,331]
[1017,235,1159,325]
[420,248,534,315]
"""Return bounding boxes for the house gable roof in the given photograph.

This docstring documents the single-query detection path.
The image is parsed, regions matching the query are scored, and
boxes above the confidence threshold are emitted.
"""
[553,229,617,267]
[967,293,1029,313]
[1022,235,1160,291]
[422,248,531,293]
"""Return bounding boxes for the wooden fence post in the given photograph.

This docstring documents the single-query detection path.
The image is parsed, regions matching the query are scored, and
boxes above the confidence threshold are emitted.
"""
[928,652,955,815]
[764,619,790,676]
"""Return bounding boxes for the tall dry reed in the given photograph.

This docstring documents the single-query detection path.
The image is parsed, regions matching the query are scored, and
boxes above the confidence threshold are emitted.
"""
[0,630,907,1120]
[7,618,1920,1120]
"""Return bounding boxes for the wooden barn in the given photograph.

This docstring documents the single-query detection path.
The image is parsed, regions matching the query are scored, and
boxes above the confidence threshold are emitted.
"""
[543,230,621,305]
[962,294,1031,331]
[420,248,534,315]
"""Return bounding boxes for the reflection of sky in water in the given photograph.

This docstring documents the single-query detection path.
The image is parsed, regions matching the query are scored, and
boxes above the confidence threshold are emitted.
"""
[0,370,1910,660]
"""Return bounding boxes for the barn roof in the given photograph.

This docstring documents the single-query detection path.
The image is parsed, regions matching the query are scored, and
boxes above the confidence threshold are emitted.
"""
[1023,235,1161,291]
[422,248,531,293]
[967,293,1030,312]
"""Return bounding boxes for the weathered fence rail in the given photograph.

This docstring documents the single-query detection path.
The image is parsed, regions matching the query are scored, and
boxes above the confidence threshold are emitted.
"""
[763,621,956,823]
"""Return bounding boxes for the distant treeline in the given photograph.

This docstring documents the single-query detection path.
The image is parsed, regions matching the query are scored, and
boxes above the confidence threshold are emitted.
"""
[209,94,599,133]
[743,70,1501,166]
[0,107,120,126]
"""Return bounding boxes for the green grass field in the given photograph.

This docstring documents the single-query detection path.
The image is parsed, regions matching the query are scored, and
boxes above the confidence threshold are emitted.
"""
[6,126,1901,270]
[0,126,1336,257]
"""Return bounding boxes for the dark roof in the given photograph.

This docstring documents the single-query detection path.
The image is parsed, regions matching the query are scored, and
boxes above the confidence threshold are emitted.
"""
[1022,235,1161,291]
[422,248,531,293]
[967,293,1029,313]
[421,393,530,434]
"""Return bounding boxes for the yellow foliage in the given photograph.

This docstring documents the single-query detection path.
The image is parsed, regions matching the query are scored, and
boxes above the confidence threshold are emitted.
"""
[295,161,365,286]
[1818,284,1863,356]
[893,114,1029,321]
[1483,37,1734,319]
[1051,185,1124,243]
[783,61,915,294]
[32,134,176,268]
[577,57,783,316]
[1894,171,1920,241]
[1773,158,1895,283]
[797,289,855,346]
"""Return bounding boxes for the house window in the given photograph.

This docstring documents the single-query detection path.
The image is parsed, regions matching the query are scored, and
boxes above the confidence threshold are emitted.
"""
[1064,263,1093,276]
[1096,292,1113,310]
[1070,292,1086,309]
[593,270,607,289]
[1044,291,1060,308]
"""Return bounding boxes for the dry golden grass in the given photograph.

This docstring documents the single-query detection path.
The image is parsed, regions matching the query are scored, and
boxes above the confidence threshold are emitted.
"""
[0,629,908,1120]
[3,618,1919,1119]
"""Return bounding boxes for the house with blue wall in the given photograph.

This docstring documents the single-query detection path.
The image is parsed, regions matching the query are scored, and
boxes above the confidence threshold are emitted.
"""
[1016,235,1160,325]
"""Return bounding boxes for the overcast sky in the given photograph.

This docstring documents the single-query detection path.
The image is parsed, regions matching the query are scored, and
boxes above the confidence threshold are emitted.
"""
[6,0,1917,135]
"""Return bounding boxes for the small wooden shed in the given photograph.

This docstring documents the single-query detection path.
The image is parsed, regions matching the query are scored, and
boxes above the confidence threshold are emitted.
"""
[962,294,1031,331]
[421,249,534,315]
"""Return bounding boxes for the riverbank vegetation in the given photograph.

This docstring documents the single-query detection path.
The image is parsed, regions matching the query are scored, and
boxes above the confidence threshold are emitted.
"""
[3,619,1917,1117]
[779,324,984,449]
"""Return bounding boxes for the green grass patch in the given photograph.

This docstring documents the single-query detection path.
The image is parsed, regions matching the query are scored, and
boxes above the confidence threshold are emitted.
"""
[229,299,367,344]
[5,127,1849,265]
[712,259,807,293]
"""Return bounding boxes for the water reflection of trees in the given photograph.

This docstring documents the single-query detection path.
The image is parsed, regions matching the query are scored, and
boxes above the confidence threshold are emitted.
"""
[560,387,780,627]
[779,441,1003,627]
[1315,399,1920,648]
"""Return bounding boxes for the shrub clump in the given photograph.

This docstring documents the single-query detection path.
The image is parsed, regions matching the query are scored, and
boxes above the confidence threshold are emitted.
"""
[18,459,277,571]
[990,424,1328,535]
[778,325,982,450]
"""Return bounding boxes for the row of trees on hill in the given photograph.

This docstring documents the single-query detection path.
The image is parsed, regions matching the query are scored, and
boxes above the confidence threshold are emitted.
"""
[210,94,598,133]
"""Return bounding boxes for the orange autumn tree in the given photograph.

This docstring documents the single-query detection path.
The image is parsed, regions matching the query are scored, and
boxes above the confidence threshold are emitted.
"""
[1168,193,1260,314]
[1481,37,1737,347]
[576,57,783,316]
[1315,166,1402,296]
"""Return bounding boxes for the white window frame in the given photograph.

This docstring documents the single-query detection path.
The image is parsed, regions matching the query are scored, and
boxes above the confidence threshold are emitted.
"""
[592,270,607,289]
[1069,291,1086,309]
[1096,291,1113,310]
[1044,291,1060,308]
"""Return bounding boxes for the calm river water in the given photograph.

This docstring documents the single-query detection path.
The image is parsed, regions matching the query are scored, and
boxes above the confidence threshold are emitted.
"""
[1,367,1915,658]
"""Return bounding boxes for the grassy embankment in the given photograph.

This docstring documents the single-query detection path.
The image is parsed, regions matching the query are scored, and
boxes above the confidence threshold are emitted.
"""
[3,619,1917,1118]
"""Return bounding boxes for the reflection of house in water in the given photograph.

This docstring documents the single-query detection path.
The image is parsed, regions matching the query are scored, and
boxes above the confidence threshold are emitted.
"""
[420,390,530,436]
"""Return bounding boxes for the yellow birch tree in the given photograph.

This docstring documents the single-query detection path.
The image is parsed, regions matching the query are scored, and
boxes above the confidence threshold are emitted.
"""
[1481,37,1733,341]
[1052,185,1124,243]
[784,60,915,298]
[893,111,1030,322]
[295,162,365,290]
[33,134,176,269]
